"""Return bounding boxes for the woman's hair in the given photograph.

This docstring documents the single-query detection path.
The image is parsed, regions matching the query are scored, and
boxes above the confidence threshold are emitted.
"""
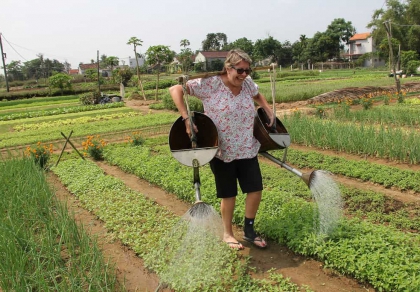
[223,49,252,72]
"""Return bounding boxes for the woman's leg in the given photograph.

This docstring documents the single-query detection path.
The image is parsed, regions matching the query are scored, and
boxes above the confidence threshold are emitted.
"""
[244,191,267,248]
[221,196,243,249]
[245,191,262,218]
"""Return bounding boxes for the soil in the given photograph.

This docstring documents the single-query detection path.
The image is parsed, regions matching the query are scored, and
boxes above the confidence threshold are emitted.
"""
[46,97,420,291]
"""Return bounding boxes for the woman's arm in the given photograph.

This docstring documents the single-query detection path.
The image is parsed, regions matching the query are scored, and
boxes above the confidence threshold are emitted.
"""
[168,84,197,135]
[253,92,274,127]
[169,84,189,120]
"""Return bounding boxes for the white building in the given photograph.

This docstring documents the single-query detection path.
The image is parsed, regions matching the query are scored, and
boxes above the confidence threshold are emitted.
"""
[345,32,385,68]
[124,56,145,68]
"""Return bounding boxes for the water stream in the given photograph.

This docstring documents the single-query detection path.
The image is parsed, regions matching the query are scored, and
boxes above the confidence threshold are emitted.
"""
[155,205,228,290]
[310,170,343,236]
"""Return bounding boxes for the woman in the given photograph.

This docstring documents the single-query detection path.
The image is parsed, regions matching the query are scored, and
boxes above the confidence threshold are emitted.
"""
[169,49,274,249]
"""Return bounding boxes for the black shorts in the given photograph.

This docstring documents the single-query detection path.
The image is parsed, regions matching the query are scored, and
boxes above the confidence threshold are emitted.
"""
[209,156,263,198]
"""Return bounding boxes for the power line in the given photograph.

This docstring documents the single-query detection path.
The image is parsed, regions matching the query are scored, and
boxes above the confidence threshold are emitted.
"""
[1,33,71,64]
[1,33,28,61]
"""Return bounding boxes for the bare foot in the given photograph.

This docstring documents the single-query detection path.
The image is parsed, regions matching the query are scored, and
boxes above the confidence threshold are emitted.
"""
[223,234,244,250]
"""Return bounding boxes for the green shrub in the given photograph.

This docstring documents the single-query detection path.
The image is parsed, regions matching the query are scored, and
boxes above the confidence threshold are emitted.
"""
[80,90,101,105]
[142,79,177,90]
[161,91,203,112]
[162,92,177,110]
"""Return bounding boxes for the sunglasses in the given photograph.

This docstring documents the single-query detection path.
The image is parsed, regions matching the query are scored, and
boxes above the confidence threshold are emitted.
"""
[231,66,252,75]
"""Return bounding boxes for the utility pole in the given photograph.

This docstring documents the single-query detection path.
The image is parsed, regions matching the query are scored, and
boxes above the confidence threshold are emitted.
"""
[0,33,10,92]
[97,50,100,93]
[383,20,402,103]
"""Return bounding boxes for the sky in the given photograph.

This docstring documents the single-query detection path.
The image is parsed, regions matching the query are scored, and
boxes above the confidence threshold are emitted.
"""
[0,0,387,70]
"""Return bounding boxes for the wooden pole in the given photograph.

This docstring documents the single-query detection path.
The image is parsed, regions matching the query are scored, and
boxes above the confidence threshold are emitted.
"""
[97,50,101,93]
[383,20,402,102]
[0,33,9,92]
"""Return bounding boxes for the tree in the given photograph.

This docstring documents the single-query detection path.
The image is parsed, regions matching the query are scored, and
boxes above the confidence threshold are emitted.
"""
[23,57,43,80]
[85,68,98,81]
[401,50,419,73]
[292,35,308,66]
[180,39,190,48]
[99,54,108,69]
[178,39,193,73]
[325,18,356,60]
[104,56,119,72]
[225,37,254,57]
[253,36,283,65]
[368,0,409,53]
[311,31,337,61]
[145,45,174,100]
[49,73,72,95]
[279,40,293,67]
[127,37,146,100]
[6,61,24,81]
[201,33,227,51]
[114,67,133,86]
[63,60,71,73]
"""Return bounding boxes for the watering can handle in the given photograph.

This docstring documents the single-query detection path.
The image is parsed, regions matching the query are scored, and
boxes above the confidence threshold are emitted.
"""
[189,112,198,148]
[261,108,278,133]
[180,76,198,148]
[269,63,277,131]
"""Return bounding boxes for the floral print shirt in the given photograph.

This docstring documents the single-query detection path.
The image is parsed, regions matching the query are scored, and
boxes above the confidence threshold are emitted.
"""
[187,75,260,162]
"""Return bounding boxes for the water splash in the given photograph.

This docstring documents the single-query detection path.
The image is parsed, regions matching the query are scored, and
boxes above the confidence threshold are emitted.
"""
[309,170,343,236]
[155,205,229,290]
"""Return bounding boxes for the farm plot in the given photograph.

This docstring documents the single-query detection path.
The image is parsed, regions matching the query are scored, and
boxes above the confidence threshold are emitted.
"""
[2,82,420,291]
[94,138,420,291]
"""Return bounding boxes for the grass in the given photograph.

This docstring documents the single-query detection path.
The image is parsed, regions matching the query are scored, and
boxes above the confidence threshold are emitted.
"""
[0,157,121,291]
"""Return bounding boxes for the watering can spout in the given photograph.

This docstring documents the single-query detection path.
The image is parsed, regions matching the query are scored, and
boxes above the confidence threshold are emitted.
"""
[301,171,316,187]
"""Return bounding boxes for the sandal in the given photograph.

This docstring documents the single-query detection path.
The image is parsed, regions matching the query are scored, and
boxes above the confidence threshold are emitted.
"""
[225,241,244,250]
[243,235,268,249]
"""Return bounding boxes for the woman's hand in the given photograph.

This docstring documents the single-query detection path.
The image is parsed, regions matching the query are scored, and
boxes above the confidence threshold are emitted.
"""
[184,118,198,137]
[266,111,275,128]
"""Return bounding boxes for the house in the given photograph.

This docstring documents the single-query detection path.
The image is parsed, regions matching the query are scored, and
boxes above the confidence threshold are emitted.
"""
[78,63,99,75]
[121,56,145,69]
[78,63,113,77]
[194,51,229,71]
[345,32,385,67]
[68,69,79,75]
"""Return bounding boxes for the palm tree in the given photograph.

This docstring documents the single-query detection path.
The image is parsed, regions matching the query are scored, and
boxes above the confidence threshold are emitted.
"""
[180,39,190,48]
[127,37,146,100]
